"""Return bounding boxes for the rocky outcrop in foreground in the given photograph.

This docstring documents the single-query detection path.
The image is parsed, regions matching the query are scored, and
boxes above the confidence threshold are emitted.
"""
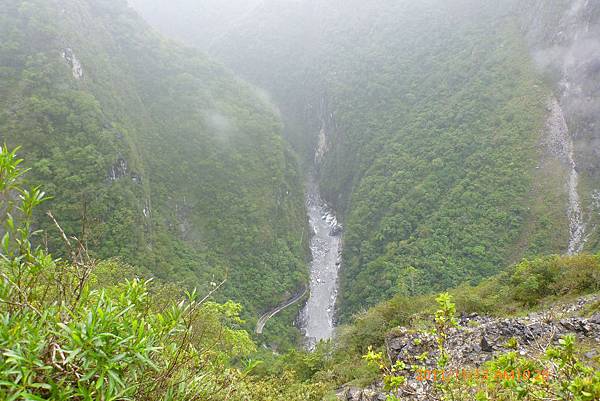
[337,295,600,401]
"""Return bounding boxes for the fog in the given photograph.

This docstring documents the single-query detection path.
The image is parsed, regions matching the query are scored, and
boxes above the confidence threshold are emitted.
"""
[125,0,600,341]
[4,1,600,394]
[127,0,265,49]
[128,0,600,194]
[526,0,600,174]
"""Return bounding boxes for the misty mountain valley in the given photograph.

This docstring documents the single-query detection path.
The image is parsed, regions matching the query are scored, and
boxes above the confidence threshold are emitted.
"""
[0,0,599,400]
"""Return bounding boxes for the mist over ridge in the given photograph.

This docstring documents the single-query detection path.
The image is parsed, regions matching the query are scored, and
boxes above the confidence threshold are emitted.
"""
[1,0,600,399]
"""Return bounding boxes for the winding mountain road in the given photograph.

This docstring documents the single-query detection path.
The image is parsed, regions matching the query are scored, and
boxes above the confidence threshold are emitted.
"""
[255,286,307,334]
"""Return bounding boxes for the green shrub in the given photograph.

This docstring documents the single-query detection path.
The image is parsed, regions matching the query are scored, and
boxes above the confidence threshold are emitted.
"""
[362,294,600,401]
[511,255,600,305]
[0,145,325,400]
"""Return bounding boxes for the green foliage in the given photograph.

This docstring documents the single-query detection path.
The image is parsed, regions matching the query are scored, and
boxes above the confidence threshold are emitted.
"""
[314,254,600,395]
[337,254,600,357]
[360,294,458,400]
[323,0,565,320]
[362,346,406,401]
[0,0,309,339]
[510,255,600,306]
[361,293,600,401]
[0,145,328,400]
[0,146,239,399]
[503,337,519,350]
[445,335,600,401]
[433,293,458,369]
[188,0,572,320]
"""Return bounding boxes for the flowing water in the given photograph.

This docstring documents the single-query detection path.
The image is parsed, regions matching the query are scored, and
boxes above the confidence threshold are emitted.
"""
[545,97,586,254]
[299,178,342,349]
[298,97,585,346]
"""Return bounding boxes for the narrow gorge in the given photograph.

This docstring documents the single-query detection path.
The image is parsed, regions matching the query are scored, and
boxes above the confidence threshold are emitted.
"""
[2,0,600,399]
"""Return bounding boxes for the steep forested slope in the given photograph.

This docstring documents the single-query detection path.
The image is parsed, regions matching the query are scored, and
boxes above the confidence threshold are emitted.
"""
[311,0,569,319]
[0,0,307,322]
[140,0,572,319]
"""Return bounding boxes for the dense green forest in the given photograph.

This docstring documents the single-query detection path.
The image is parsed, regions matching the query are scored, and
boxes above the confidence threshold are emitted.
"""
[1,147,598,399]
[0,147,327,400]
[150,0,572,319]
[0,0,308,342]
[2,0,600,398]
[314,0,569,319]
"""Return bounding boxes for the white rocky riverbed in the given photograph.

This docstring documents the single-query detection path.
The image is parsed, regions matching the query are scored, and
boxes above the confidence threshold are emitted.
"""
[299,178,343,349]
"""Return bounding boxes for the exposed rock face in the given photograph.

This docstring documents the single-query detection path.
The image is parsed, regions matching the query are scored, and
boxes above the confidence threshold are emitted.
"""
[108,158,128,181]
[61,48,83,79]
[108,157,142,184]
[388,301,600,368]
[522,0,600,249]
[314,95,337,167]
[336,386,385,401]
[174,197,192,239]
[337,296,600,401]
[143,199,151,219]
[543,97,585,254]
[314,127,329,166]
